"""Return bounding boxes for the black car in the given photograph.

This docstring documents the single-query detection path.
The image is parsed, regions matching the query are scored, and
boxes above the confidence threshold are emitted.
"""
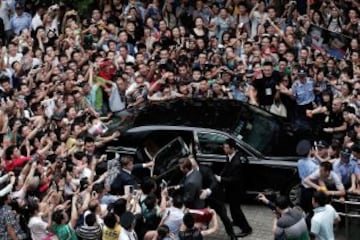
[108,99,304,203]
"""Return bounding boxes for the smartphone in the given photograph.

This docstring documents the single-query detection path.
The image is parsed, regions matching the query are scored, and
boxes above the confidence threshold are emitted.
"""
[124,185,135,196]
[161,179,168,189]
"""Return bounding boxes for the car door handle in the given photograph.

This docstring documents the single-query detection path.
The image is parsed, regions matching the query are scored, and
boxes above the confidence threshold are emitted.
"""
[199,162,212,166]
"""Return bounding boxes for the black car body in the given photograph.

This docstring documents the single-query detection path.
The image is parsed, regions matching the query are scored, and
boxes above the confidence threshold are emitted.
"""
[109,99,302,202]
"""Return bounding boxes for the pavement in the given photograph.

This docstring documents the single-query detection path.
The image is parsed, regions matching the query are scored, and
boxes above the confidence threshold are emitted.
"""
[208,204,350,240]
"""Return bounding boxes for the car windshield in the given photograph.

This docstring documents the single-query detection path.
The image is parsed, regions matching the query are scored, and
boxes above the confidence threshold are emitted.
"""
[124,99,281,155]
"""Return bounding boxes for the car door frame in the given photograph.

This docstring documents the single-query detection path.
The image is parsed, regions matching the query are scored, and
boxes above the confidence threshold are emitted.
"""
[151,136,190,178]
[193,130,258,168]
[193,130,300,195]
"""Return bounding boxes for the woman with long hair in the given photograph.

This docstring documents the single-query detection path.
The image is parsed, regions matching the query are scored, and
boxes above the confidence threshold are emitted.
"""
[189,17,209,42]
[162,0,177,29]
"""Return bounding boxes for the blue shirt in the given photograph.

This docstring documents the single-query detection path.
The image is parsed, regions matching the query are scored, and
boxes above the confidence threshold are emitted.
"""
[231,84,249,102]
[10,12,31,35]
[333,159,356,186]
[297,157,318,181]
[349,155,360,175]
[100,194,119,206]
[291,78,315,105]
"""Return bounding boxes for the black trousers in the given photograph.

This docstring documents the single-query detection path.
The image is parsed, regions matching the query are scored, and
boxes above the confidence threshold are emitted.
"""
[228,194,251,233]
[207,197,235,236]
[300,186,315,214]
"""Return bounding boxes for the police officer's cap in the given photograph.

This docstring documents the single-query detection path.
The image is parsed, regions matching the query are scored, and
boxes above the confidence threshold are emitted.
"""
[296,140,311,156]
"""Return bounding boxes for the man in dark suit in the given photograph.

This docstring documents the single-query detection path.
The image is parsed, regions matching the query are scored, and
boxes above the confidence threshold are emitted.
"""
[110,155,153,195]
[215,138,252,237]
[179,158,205,209]
[192,158,237,239]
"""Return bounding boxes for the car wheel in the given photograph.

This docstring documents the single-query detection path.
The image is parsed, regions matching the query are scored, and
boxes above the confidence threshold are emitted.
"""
[286,182,301,206]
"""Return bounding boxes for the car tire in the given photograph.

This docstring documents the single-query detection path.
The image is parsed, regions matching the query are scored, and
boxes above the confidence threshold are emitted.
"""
[285,181,301,206]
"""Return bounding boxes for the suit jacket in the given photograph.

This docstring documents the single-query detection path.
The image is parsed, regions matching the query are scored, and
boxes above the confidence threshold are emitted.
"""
[182,169,205,209]
[220,151,248,198]
[110,164,143,195]
[198,165,224,201]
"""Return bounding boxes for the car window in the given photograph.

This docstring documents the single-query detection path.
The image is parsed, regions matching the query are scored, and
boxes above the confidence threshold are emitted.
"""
[197,132,228,155]
[153,137,189,177]
[232,105,280,155]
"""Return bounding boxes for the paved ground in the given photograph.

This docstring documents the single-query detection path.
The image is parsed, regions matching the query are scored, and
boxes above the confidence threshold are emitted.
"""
[208,204,350,240]
[208,204,273,240]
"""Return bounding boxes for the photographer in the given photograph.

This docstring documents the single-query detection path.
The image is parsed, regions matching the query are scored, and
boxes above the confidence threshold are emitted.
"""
[257,193,310,240]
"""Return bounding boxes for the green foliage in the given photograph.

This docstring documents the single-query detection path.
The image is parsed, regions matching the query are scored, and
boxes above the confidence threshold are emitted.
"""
[68,0,96,18]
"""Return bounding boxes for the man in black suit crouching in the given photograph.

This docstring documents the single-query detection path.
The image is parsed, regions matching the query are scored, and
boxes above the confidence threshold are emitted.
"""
[179,158,205,209]
[215,138,252,238]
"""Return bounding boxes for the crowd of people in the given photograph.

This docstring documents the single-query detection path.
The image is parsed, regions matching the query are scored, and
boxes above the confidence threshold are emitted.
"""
[0,0,360,239]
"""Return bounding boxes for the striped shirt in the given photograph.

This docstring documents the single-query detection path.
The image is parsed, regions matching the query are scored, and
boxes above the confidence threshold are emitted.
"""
[76,224,102,240]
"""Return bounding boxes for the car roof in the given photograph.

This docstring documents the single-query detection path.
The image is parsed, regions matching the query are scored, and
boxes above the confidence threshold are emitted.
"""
[127,98,282,132]
[114,98,297,157]
[126,125,223,133]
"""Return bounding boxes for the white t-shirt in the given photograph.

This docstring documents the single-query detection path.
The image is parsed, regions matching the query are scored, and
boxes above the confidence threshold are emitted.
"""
[311,204,339,240]
[31,13,43,31]
[79,167,92,179]
[307,170,344,191]
[28,215,48,240]
[0,0,13,30]
[163,207,184,237]
[7,53,23,66]
[118,229,136,240]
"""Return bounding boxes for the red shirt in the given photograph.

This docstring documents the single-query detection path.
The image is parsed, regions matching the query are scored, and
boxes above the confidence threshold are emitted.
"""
[4,156,31,172]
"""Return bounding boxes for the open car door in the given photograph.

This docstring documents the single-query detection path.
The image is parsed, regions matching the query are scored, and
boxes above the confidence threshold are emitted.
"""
[151,137,190,179]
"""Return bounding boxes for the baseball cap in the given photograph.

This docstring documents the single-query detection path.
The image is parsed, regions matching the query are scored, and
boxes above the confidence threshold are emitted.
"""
[297,68,307,76]
[326,72,338,79]
[317,140,329,149]
[15,2,23,9]
[296,140,311,156]
[340,147,352,160]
